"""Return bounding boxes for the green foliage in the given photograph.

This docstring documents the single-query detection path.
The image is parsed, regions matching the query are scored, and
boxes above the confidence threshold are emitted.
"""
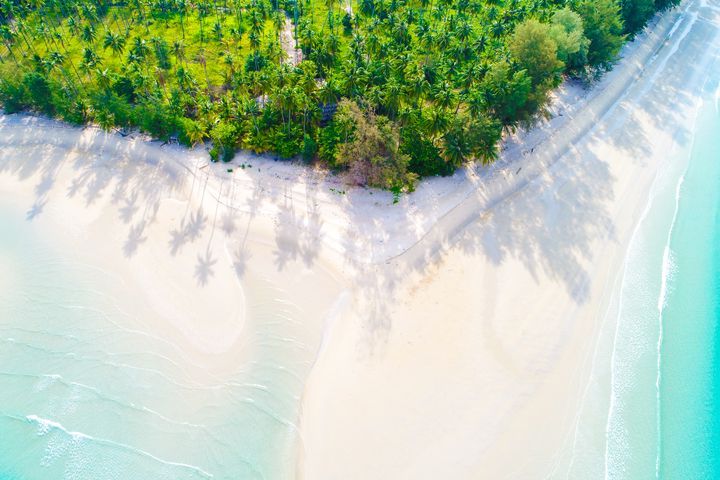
[23,71,54,114]
[621,0,656,35]
[178,117,206,147]
[482,61,534,127]
[550,8,590,72]
[318,102,355,169]
[0,0,676,190]
[0,77,28,114]
[272,124,303,159]
[209,121,239,162]
[401,125,449,177]
[89,90,133,128]
[333,99,417,191]
[509,19,565,88]
[302,133,318,162]
[654,0,682,11]
[133,102,178,140]
[574,0,626,69]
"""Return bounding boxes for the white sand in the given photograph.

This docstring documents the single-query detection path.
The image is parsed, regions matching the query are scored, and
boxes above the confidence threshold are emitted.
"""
[0,0,716,476]
[298,0,720,478]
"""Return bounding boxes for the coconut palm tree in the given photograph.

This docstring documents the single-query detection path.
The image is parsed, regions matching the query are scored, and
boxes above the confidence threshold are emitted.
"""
[172,40,186,65]
[0,25,19,66]
[81,24,96,44]
[103,30,126,56]
[185,119,207,146]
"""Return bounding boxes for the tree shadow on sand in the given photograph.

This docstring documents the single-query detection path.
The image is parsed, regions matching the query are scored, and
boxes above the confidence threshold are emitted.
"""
[124,221,148,257]
[194,247,217,286]
[169,208,208,255]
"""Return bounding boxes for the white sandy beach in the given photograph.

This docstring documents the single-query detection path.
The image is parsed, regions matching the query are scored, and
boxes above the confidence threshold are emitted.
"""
[1,0,718,477]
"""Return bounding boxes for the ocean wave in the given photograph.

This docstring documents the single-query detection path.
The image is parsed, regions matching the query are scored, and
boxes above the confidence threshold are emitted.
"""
[0,413,215,479]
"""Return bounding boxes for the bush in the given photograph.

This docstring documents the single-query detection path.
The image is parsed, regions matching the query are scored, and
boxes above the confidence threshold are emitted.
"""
[54,94,88,125]
[575,0,625,70]
[177,117,207,147]
[318,102,355,169]
[332,100,417,191]
[621,0,655,35]
[302,133,318,162]
[90,90,133,128]
[23,72,55,115]
[133,102,179,140]
[482,61,533,127]
[550,8,591,72]
[272,124,304,159]
[509,19,564,88]
[210,121,239,162]
[0,77,28,114]
[401,127,450,177]
[112,75,138,102]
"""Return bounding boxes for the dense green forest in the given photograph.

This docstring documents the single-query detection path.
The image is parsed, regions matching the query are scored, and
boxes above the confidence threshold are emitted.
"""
[0,0,679,190]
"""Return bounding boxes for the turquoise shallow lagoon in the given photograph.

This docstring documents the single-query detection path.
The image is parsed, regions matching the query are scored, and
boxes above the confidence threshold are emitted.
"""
[0,198,314,479]
[603,92,720,478]
[657,96,720,477]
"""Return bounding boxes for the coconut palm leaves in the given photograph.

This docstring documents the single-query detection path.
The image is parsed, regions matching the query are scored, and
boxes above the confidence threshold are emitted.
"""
[0,0,662,188]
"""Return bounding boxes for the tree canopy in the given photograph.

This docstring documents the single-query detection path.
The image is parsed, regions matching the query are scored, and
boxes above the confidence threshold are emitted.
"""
[0,0,680,191]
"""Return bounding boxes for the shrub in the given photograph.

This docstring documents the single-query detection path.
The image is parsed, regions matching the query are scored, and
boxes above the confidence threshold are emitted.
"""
[133,102,179,140]
[23,72,55,115]
[0,77,28,114]
[210,121,239,162]
[401,126,450,177]
[302,133,318,162]
[332,100,417,191]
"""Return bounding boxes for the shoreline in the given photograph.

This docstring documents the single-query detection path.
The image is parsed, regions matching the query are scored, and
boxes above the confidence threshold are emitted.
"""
[0,2,686,268]
[297,0,719,477]
[1,0,717,477]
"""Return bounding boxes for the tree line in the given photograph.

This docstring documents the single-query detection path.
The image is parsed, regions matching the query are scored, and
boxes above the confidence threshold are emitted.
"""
[0,0,680,192]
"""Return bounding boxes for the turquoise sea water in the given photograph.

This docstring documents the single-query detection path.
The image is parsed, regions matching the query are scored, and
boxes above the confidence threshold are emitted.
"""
[602,94,720,478]
[0,199,314,478]
[657,98,720,477]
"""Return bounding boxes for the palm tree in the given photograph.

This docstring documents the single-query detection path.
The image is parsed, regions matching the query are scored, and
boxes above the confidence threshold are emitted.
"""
[0,25,19,66]
[177,0,187,40]
[11,17,37,56]
[196,48,210,90]
[198,1,211,46]
[95,67,112,90]
[424,106,449,141]
[103,31,126,56]
[81,24,96,44]
[44,51,80,90]
[131,37,150,61]
[383,78,402,118]
[185,120,207,146]
[176,66,194,92]
[80,47,101,77]
[172,40,186,65]
[441,123,469,167]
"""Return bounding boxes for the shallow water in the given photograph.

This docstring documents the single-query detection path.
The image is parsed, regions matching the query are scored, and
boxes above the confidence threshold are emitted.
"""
[561,30,720,480]
[656,92,720,478]
[601,81,720,480]
[0,200,315,479]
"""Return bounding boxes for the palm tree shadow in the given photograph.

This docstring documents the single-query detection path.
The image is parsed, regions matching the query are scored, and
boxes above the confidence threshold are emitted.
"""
[119,191,140,224]
[273,194,300,271]
[123,221,148,257]
[169,208,208,255]
[25,198,47,220]
[35,171,56,197]
[194,247,217,286]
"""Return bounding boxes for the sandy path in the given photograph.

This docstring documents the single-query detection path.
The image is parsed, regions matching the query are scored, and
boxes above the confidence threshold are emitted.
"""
[281,12,302,66]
